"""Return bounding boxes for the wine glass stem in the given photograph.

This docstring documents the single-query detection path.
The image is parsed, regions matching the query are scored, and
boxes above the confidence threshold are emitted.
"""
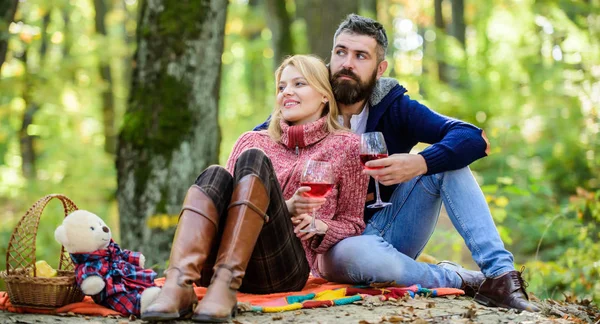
[310,208,317,230]
[374,177,384,203]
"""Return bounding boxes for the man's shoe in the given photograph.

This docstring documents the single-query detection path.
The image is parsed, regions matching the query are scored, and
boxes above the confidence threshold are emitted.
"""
[437,261,484,297]
[474,268,540,312]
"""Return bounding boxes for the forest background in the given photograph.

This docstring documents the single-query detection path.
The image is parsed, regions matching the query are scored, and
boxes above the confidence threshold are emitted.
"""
[0,0,598,306]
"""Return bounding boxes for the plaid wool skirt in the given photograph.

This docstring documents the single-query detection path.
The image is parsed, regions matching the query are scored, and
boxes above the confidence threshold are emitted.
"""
[194,148,310,294]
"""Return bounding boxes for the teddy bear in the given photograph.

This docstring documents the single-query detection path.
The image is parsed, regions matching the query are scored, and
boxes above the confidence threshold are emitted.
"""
[54,210,161,317]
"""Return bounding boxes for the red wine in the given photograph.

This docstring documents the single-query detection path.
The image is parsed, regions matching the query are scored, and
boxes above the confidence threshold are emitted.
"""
[360,153,388,170]
[300,182,334,198]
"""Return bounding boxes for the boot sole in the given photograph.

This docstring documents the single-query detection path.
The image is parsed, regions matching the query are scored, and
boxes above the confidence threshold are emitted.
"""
[474,293,498,307]
[475,293,529,312]
[475,293,540,313]
[192,307,236,323]
[142,308,192,321]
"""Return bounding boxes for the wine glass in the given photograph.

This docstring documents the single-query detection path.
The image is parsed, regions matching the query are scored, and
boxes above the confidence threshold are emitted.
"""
[299,160,334,233]
[360,132,392,208]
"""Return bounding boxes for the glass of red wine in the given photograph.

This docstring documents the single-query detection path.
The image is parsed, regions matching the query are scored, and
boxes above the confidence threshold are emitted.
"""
[360,132,392,208]
[299,159,334,233]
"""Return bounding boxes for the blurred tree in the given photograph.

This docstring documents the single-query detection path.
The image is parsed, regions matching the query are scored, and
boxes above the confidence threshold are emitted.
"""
[265,0,294,66]
[19,50,39,180]
[434,0,449,82]
[297,0,359,61]
[18,10,50,180]
[450,0,465,48]
[94,0,117,154]
[116,0,228,267]
[0,0,18,72]
[359,0,377,18]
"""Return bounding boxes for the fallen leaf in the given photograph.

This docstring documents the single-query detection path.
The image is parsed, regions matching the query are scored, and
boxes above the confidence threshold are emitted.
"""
[237,302,253,312]
[463,305,477,319]
[386,315,405,322]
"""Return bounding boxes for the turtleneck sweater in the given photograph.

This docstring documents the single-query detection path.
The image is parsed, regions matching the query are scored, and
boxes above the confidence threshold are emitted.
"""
[226,116,369,276]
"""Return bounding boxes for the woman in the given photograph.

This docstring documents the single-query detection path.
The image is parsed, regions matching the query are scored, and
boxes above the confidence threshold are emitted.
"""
[141,55,368,322]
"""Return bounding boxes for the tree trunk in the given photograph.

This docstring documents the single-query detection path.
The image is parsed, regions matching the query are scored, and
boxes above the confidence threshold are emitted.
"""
[434,0,449,83]
[19,51,39,180]
[116,0,228,268]
[450,0,465,48]
[94,0,117,154]
[0,0,18,73]
[117,0,134,88]
[359,0,377,18]
[264,0,293,66]
[18,11,50,180]
[297,0,359,62]
[448,0,465,87]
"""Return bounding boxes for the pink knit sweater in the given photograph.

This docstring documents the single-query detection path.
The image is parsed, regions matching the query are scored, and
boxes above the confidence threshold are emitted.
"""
[226,116,369,275]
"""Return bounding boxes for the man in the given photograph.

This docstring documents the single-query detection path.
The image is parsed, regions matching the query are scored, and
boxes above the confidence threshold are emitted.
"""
[255,14,538,312]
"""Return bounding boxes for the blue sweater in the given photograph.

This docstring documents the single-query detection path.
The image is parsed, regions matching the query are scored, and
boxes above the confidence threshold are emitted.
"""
[254,78,488,220]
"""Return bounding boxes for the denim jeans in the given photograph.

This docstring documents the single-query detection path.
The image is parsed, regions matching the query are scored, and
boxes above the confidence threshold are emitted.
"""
[319,167,515,288]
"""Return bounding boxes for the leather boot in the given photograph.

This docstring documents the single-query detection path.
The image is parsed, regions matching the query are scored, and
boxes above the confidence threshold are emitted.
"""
[437,261,485,297]
[141,185,220,321]
[192,175,269,323]
[474,268,540,312]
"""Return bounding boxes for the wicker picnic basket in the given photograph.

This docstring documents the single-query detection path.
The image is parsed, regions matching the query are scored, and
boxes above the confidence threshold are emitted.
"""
[0,194,85,309]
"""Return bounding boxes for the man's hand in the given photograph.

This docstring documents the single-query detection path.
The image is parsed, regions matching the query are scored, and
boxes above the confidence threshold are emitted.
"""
[292,214,328,240]
[286,186,327,216]
[363,153,428,186]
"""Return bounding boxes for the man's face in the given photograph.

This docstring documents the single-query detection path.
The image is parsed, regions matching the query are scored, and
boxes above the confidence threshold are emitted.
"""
[329,32,386,105]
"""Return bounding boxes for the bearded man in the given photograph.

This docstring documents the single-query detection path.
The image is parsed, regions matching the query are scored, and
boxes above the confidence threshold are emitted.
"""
[255,14,539,313]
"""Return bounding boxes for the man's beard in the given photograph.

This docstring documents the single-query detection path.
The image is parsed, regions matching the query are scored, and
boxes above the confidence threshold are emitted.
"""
[331,68,378,105]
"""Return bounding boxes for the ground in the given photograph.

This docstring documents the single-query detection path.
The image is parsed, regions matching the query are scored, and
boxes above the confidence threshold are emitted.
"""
[1,295,598,323]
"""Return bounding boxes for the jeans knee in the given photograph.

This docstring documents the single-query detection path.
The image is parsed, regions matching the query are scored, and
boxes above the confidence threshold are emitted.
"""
[443,166,471,180]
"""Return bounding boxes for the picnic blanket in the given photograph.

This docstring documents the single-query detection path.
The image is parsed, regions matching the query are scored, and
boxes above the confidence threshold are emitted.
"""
[0,277,464,316]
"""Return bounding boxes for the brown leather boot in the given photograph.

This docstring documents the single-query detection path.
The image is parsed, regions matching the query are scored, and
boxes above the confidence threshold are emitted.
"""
[142,185,220,321]
[437,261,485,297]
[474,268,540,312]
[192,175,269,323]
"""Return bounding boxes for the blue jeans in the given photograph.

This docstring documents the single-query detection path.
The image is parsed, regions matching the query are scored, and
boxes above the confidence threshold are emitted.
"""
[319,167,515,288]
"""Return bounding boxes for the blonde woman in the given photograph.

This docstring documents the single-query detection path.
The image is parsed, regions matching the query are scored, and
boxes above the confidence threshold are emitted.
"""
[142,55,369,322]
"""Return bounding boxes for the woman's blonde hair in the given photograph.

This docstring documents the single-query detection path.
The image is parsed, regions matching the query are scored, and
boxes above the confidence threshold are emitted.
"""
[267,55,345,141]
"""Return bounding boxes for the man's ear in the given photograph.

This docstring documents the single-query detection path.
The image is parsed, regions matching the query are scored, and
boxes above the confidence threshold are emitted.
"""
[376,60,388,79]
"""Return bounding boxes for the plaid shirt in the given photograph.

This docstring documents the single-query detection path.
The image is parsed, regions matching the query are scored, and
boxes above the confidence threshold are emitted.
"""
[70,240,156,316]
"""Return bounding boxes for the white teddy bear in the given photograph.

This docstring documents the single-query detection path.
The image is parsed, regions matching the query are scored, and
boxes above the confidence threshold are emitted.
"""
[54,210,160,316]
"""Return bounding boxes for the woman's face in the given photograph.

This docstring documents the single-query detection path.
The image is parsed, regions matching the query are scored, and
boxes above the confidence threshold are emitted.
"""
[277,65,326,126]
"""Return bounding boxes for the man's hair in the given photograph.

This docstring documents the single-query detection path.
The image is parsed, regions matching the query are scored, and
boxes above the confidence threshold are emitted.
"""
[333,14,388,62]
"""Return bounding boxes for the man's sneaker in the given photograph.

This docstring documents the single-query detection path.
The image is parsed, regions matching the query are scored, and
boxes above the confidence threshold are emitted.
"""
[437,260,484,298]
[474,268,540,312]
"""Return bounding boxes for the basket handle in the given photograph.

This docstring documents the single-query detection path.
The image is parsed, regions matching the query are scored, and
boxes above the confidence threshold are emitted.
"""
[5,194,79,276]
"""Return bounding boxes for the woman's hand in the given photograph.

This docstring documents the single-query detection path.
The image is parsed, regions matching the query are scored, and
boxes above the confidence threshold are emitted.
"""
[292,214,328,240]
[286,186,327,216]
